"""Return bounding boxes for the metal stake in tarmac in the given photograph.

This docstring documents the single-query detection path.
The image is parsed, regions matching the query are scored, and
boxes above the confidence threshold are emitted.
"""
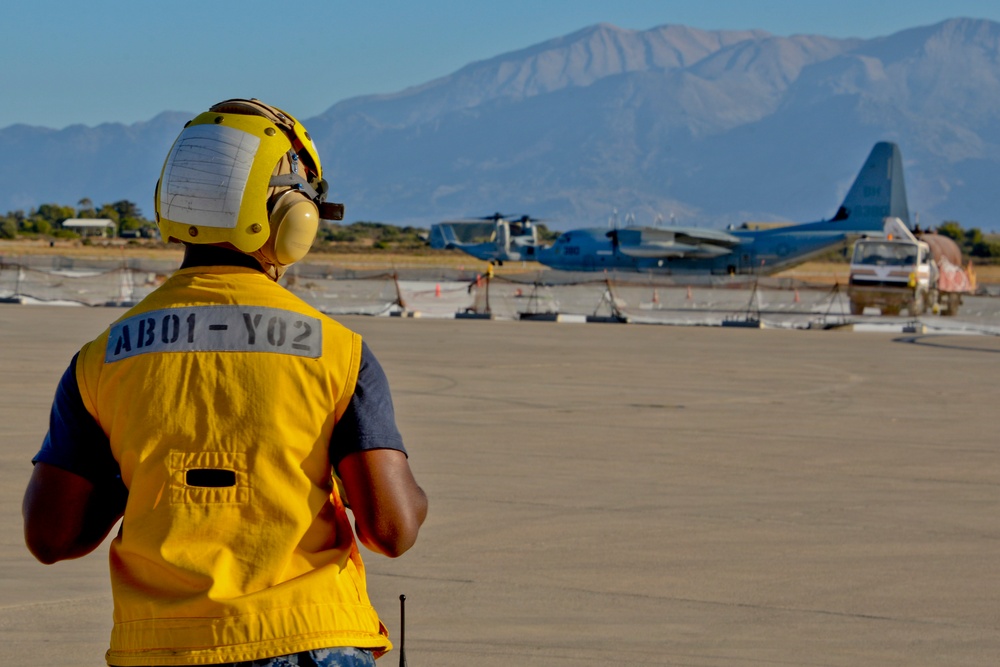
[392,272,407,311]
[399,594,407,667]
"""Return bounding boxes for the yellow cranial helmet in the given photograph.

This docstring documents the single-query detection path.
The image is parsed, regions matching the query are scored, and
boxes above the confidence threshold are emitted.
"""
[155,98,344,279]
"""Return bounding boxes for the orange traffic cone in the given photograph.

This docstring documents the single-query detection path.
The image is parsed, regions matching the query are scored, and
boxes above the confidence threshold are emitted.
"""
[686,286,693,300]
[652,288,660,304]
[794,289,800,303]
[435,283,441,298]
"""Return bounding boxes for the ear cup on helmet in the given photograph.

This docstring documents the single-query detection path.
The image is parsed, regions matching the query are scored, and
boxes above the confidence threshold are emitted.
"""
[269,190,320,266]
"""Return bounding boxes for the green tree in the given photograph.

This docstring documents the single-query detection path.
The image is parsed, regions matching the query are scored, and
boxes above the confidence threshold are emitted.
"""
[109,199,147,235]
[536,223,560,243]
[77,197,96,219]
[971,239,1000,258]
[35,203,75,226]
[923,220,1000,259]
[96,203,119,221]
[0,219,17,239]
[937,221,963,242]
[110,200,143,220]
[964,227,984,248]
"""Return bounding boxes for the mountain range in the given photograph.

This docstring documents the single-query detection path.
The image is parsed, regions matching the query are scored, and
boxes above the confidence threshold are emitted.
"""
[2,18,999,231]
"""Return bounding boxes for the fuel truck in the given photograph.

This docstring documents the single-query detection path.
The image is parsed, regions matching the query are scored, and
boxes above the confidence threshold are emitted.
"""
[847,217,976,316]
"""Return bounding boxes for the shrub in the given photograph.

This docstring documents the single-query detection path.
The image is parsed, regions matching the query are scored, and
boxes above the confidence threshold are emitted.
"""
[0,219,16,239]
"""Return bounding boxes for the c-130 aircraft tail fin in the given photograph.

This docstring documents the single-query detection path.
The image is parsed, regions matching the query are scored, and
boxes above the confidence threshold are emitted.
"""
[829,141,910,230]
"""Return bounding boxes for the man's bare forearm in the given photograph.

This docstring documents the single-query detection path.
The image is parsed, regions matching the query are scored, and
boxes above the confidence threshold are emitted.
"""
[23,462,126,564]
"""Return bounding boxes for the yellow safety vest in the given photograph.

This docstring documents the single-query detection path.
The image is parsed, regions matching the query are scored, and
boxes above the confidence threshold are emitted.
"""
[74,266,389,665]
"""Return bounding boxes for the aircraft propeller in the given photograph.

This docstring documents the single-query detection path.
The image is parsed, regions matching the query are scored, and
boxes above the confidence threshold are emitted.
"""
[451,212,547,225]
[606,228,620,252]
[476,212,517,222]
[508,215,547,225]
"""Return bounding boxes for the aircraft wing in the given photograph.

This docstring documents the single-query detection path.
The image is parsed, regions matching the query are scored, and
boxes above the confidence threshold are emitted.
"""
[612,227,741,259]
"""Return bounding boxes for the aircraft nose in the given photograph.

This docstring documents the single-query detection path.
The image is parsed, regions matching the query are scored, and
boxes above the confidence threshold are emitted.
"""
[534,245,559,268]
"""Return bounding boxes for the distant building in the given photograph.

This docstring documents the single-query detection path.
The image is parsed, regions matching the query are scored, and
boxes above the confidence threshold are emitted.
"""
[62,218,116,237]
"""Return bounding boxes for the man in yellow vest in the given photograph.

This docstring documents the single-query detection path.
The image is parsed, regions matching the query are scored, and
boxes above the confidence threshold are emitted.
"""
[22,99,428,667]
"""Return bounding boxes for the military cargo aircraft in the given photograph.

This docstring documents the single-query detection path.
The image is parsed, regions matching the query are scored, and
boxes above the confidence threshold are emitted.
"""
[536,142,910,275]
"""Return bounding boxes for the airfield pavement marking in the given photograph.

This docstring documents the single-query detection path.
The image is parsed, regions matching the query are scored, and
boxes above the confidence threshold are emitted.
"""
[1,305,999,666]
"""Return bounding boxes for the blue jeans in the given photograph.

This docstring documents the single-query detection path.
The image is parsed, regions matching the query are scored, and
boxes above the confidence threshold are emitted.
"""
[236,648,375,667]
[136,648,377,667]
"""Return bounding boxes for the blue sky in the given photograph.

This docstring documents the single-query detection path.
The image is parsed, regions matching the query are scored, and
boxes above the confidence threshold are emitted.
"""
[4,0,1000,129]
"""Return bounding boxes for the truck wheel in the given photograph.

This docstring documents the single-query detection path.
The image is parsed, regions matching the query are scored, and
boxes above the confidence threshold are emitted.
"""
[908,292,925,317]
[942,293,960,317]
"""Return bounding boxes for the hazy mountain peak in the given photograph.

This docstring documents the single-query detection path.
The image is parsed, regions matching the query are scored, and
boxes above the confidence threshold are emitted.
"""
[2,18,1000,231]
[317,22,776,129]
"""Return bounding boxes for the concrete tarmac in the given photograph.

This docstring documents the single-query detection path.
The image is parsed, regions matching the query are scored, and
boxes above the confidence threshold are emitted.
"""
[1,305,998,666]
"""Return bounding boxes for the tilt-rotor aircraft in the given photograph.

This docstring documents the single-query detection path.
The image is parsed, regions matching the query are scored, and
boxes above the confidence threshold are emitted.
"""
[537,141,909,275]
[429,213,541,264]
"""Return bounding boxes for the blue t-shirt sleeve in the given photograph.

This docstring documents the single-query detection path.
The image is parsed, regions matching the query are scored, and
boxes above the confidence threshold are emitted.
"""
[330,342,406,465]
[33,353,122,485]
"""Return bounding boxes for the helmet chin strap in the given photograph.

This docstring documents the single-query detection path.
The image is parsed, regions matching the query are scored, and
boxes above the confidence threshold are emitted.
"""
[249,251,282,281]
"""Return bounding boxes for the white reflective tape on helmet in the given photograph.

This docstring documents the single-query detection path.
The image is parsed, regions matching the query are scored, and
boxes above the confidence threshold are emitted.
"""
[159,124,261,230]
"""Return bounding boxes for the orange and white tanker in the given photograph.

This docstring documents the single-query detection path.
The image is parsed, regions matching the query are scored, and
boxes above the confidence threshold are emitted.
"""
[847,217,976,316]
